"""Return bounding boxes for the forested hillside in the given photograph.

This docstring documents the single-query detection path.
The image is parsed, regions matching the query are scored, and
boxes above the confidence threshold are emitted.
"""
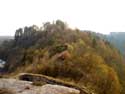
[0,36,13,44]
[106,32,125,55]
[97,32,125,56]
[0,20,125,94]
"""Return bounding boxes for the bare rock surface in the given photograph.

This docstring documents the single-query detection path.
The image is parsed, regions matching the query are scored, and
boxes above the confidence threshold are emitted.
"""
[0,78,80,94]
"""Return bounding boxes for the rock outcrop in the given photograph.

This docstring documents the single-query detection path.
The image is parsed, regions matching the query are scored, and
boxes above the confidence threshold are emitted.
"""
[0,78,80,94]
[18,73,92,94]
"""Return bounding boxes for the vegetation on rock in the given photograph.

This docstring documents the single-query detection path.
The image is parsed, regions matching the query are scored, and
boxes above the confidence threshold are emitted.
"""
[0,20,125,94]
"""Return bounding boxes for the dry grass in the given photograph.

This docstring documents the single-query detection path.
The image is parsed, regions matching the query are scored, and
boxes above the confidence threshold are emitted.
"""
[32,81,46,86]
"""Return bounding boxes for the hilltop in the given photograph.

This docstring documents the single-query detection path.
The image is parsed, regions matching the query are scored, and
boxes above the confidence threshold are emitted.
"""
[0,20,125,94]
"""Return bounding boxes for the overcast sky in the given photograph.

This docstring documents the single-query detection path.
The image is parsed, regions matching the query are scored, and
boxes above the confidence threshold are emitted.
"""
[0,0,125,36]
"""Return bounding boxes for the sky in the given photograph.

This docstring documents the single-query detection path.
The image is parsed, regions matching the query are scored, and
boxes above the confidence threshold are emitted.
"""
[0,0,125,36]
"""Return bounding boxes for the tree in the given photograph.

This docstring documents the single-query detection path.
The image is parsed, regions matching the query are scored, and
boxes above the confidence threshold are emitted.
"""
[92,38,97,48]
[15,28,23,40]
[43,22,51,31]
[56,20,66,30]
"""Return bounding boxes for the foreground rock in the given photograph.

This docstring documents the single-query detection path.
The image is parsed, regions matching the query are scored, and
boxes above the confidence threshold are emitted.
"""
[18,73,91,94]
[0,78,80,94]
